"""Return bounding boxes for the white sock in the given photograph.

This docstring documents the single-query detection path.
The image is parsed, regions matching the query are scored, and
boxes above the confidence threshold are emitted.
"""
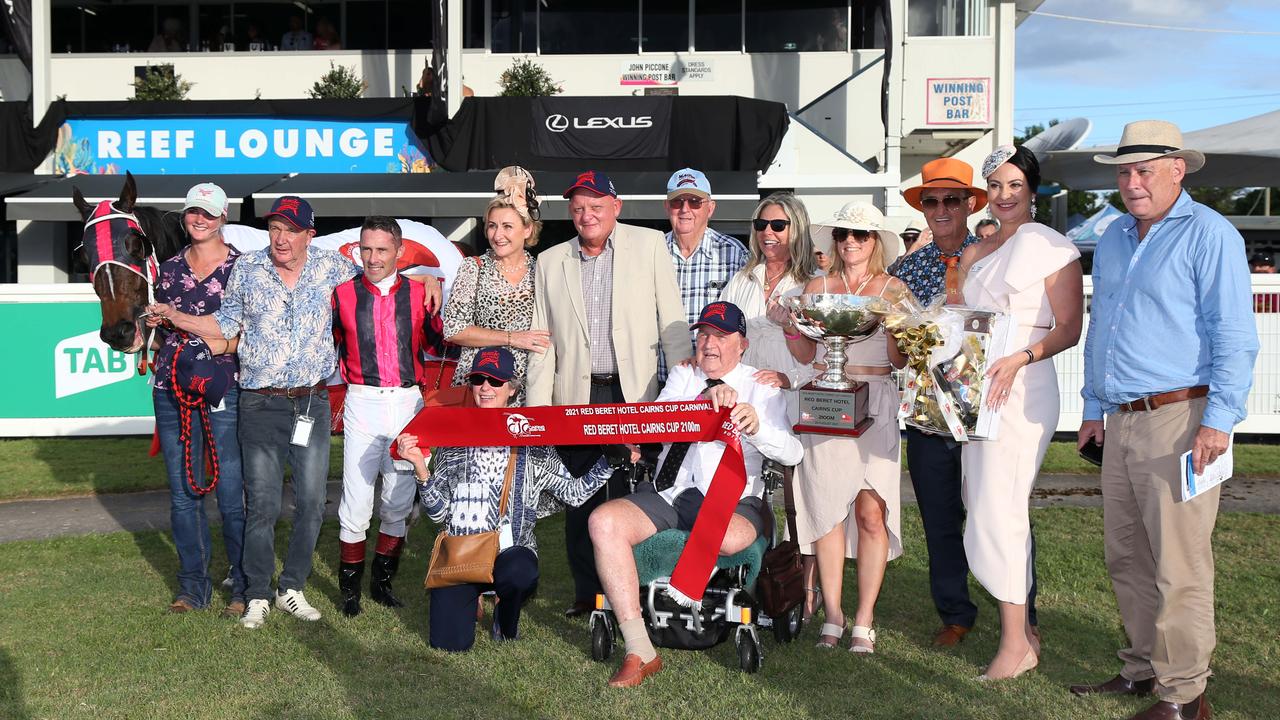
[619,618,657,663]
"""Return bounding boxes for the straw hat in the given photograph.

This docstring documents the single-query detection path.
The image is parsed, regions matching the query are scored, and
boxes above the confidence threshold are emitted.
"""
[1092,120,1205,172]
[901,157,988,212]
[811,202,903,266]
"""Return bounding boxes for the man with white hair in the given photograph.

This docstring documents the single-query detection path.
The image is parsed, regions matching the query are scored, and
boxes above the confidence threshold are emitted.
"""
[1071,120,1258,720]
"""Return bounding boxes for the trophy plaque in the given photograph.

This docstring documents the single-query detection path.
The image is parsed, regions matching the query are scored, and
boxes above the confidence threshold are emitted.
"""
[783,294,882,437]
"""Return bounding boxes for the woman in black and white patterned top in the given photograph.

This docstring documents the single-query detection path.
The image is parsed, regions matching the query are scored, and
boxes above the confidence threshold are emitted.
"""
[442,166,551,404]
[397,346,610,652]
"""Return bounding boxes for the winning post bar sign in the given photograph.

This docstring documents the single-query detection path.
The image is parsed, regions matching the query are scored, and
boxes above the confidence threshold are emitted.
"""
[531,96,672,160]
[54,117,433,174]
[925,77,992,126]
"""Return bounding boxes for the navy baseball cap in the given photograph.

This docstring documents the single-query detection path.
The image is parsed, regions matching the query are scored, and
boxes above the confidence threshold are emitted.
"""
[264,195,316,230]
[562,170,617,199]
[692,301,746,336]
[468,346,516,383]
[174,337,232,408]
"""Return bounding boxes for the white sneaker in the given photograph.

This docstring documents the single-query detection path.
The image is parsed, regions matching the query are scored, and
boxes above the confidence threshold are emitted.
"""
[239,599,270,629]
[275,589,322,621]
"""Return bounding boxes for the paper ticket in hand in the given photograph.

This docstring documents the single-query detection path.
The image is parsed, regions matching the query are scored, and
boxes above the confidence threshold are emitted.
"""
[1180,436,1233,502]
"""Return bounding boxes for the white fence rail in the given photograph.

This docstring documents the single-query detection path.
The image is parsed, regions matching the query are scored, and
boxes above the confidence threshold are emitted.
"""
[1053,275,1280,434]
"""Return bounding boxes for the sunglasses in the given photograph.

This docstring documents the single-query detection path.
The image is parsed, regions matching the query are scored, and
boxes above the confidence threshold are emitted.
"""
[667,196,706,210]
[831,228,874,244]
[753,218,791,233]
[468,376,507,388]
[919,195,966,210]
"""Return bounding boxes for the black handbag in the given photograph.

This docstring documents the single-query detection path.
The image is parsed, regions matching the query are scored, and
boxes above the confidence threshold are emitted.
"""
[756,464,805,619]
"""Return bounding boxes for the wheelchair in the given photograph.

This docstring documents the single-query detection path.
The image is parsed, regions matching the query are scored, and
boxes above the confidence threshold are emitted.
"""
[588,459,804,673]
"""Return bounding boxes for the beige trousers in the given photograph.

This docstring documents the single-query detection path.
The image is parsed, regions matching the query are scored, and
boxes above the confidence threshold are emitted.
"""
[1101,396,1220,703]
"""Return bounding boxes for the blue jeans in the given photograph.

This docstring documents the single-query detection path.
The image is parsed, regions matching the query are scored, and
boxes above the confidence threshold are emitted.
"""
[238,389,332,602]
[154,386,247,608]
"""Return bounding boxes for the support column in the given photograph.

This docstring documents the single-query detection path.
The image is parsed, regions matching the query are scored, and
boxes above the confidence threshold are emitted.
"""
[993,0,1016,146]
[447,0,464,117]
[31,0,52,126]
[17,221,68,284]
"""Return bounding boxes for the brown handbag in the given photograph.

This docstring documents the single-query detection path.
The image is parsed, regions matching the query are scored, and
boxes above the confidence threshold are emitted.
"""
[424,450,517,589]
[756,465,805,619]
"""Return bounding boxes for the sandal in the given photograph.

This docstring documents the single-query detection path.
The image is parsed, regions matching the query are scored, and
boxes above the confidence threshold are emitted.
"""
[803,586,823,623]
[815,617,849,649]
[849,625,876,654]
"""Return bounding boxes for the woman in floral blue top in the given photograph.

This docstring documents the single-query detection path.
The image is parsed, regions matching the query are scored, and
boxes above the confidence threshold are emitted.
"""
[150,183,246,616]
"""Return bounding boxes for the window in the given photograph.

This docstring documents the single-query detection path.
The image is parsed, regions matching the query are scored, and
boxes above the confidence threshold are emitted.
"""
[490,0,537,53]
[344,0,386,49]
[387,0,432,50]
[538,0,639,54]
[745,0,848,52]
[641,0,687,53]
[463,0,484,48]
[907,0,989,37]
[695,0,740,51]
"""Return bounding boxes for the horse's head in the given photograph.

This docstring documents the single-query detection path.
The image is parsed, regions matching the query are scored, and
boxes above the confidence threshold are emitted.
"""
[74,172,156,353]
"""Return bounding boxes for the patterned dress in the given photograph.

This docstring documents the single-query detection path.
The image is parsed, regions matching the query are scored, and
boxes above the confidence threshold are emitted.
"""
[442,251,535,402]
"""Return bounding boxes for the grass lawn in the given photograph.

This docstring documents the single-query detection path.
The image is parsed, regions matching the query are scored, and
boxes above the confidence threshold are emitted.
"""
[1,507,1277,720]
[3,437,1276,502]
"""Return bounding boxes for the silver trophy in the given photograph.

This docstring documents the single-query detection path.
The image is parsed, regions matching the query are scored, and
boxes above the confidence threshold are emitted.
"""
[783,293,884,390]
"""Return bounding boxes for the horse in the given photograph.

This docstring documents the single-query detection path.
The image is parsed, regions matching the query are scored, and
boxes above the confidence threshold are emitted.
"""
[72,172,186,358]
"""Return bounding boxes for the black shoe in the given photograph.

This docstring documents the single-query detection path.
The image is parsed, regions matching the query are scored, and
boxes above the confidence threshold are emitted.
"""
[563,600,592,618]
[370,553,405,608]
[1069,673,1156,697]
[339,561,364,617]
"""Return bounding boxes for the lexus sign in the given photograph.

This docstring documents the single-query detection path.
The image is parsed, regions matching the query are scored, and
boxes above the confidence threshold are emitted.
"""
[532,97,670,159]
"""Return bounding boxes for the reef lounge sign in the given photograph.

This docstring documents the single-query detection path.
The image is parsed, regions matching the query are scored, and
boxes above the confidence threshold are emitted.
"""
[54,117,432,175]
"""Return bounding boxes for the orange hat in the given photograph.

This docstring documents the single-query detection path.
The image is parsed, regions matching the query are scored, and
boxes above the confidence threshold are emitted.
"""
[901,158,987,212]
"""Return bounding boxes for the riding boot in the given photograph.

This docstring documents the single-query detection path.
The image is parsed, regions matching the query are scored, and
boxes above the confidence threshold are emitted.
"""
[339,561,364,617]
[370,553,404,608]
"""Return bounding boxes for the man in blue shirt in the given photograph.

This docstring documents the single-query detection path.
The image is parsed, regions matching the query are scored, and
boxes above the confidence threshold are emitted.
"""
[659,168,748,381]
[890,157,1040,648]
[1071,120,1258,720]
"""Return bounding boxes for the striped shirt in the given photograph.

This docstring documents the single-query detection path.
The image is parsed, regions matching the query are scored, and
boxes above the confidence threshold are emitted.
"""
[576,236,617,375]
[660,227,748,380]
[332,273,431,388]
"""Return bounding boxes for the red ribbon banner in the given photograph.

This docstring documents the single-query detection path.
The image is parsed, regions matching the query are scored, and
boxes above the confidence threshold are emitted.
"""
[394,400,747,605]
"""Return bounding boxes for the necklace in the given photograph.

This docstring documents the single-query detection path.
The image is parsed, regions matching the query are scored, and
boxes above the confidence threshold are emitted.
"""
[495,253,525,274]
[764,266,787,290]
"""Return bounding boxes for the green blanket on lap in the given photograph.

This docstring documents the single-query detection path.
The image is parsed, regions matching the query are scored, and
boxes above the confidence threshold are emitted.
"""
[632,529,767,589]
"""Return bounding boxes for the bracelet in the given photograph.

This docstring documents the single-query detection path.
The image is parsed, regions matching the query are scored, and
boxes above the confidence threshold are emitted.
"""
[506,329,512,347]
[414,471,430,484]
[1023,348,1035,364]
[784,330,803,341]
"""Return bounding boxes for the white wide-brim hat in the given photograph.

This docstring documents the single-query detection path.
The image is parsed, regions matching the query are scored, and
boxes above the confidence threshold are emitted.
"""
[811,201,903,266]
[1092,119,1205,172]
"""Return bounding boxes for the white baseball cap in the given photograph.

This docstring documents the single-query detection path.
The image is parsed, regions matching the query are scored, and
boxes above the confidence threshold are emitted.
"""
[183,182,229,217]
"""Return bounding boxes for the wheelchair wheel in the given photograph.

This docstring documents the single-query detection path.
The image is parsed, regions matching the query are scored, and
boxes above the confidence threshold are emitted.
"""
[772,604,804,644]
[590,613,614,662]
[736,632,762,674]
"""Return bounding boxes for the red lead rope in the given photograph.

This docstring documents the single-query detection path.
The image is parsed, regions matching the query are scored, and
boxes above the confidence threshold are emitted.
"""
[169,332,221,496]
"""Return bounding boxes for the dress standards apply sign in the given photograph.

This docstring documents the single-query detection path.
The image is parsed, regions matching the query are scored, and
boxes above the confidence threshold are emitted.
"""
[925,78,991,126]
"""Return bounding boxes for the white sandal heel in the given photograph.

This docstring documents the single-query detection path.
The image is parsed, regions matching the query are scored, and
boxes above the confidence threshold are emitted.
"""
[849,625,876,654]
[815,619,847,649]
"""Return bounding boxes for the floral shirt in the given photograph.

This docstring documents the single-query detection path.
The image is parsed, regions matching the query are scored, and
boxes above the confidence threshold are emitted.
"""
[888,235,979,305]
[214,247,357,389]
[152,247,240,391]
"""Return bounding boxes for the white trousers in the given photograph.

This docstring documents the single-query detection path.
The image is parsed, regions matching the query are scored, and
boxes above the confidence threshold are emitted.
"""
[338,384,424,544]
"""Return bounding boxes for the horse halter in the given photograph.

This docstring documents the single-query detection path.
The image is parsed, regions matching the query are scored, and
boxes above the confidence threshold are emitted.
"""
[79,200,160,372]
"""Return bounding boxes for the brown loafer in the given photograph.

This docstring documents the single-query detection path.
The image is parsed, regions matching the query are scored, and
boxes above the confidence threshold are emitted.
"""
[932,624,971,647]
[607,653,664,688]
[167,598,196,614]
[1069,673,1156,697]
[1128,694,1211,720]
[222,600,247,619]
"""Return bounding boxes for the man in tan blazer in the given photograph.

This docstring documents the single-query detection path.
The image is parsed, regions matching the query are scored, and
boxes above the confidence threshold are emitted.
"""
[526,170,691,616]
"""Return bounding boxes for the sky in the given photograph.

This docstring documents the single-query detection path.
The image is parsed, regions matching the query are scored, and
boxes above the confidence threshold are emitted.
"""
[1015,0,1280,149]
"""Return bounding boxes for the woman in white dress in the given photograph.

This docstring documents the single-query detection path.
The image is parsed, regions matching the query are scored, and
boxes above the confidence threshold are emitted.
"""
[793,202,908,653]
[719,192,821,389]
[958,145,1083,680]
